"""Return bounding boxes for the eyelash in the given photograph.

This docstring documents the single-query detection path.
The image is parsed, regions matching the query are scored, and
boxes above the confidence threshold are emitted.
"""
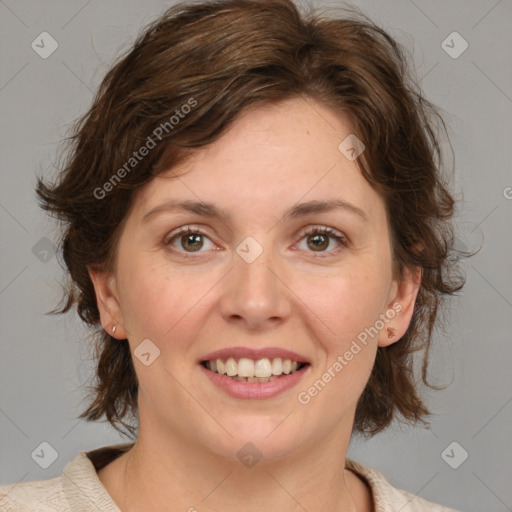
[163,225,348,258]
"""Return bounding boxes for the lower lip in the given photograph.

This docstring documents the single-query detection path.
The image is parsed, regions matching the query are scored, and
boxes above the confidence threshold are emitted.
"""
[199,363,310,400]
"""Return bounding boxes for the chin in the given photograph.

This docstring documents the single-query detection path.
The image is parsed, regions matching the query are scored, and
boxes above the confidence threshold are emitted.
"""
[207,415,306,463]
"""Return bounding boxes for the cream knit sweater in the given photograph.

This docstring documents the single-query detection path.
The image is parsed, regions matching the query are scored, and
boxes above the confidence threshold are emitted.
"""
[0,443,461,511]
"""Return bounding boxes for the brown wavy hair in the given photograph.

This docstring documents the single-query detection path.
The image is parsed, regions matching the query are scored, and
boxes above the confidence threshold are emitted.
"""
[36,0,469,440]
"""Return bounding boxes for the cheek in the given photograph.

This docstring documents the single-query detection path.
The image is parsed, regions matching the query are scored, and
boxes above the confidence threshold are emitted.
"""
[297,272,384,408]
[297,260,391,344]
[317,262,392,395]
[117,256,216,347]
[116,255,175,337]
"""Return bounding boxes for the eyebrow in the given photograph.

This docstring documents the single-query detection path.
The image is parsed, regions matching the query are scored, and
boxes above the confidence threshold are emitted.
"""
[142,198,369,224]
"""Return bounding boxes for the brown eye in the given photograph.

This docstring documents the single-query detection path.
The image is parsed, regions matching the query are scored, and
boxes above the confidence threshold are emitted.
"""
[306,233,329,251]
[180,232,203,252]
[297,226,347,255]
[164,227,214,254]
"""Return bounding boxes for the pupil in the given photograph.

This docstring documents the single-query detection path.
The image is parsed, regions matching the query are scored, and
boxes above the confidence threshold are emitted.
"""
[308,234,327,251]
[183,234,203,252]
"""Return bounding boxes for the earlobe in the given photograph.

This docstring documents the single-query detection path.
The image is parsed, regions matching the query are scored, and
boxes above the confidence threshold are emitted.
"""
[378,265,422,348]
[385,326,396,339]
[87,265,128,339]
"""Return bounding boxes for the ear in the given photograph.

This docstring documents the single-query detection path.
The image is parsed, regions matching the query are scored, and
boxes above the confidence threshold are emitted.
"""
[87,265,128,339]
[378,265,422,348]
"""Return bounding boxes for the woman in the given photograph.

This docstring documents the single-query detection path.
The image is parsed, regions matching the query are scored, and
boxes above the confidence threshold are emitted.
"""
[0,1,467,510]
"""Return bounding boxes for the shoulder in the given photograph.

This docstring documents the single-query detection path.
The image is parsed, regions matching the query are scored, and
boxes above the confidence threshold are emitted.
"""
[345,457,461,512]
[0,443,130,512]
[0,476,65,511]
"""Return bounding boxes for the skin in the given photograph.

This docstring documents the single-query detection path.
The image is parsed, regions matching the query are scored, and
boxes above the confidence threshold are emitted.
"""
[89,96,421,512]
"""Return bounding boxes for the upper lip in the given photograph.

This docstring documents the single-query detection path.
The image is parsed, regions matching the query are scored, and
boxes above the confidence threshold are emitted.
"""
[200,346,310,364]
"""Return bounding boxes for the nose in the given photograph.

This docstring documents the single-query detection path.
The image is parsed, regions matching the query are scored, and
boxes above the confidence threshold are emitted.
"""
[218,239,292,331]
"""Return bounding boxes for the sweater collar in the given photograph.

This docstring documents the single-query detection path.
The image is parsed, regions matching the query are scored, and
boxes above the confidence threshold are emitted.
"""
[62,442,406,512]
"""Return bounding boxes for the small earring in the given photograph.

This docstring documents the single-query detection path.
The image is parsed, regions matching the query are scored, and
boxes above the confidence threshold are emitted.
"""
[112,325,117,334]
[386,327,396,339]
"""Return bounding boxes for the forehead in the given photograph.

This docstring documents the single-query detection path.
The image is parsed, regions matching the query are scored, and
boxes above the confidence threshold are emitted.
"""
[131,97,384,226]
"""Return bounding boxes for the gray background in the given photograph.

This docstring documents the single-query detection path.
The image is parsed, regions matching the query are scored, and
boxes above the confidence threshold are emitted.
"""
[1,1,511,511]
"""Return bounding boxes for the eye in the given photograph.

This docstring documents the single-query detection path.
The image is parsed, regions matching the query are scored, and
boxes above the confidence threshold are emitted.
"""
[163,225,348,257]
[163,226,216,254]
[296,226,348,256]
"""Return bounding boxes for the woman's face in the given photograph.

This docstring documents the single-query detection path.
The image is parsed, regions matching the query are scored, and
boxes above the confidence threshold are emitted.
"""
[90,96,419,461]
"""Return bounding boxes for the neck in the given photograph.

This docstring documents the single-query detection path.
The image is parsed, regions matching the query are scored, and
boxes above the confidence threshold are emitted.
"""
[112,418,364,512]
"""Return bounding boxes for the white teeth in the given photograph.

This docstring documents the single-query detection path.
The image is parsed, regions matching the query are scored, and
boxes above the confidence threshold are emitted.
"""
[254,358,272,378]
[271,357,283,375]
[205,357,305,379]
[225,357,237,377]
[238,358,254,377]
[233,376,278,382]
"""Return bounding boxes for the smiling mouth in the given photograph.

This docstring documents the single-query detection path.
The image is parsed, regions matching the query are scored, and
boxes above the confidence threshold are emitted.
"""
[200,357,309,383]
